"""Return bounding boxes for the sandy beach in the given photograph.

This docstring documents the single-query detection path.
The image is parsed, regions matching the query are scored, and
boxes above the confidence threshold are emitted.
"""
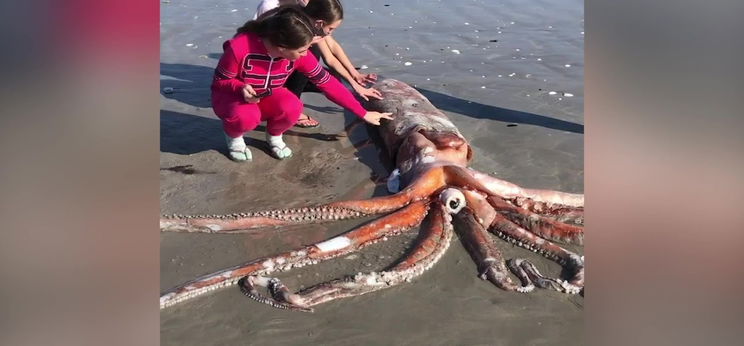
[160,0,583,344]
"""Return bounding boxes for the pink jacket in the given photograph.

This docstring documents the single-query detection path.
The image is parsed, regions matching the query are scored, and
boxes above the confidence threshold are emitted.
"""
[211,32,367,118]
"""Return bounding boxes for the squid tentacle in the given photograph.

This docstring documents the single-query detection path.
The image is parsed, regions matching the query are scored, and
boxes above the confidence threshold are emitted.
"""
[486,213,584,293]
[160,166,449,233]
[160,205,369,233]
[506,258,565,293]
[454,205,519,291]
[488,195,584,245]
[291,191,459,308]
[507,197,584,226]
[467,168,584,208]
[237,276,313,312]
[159,200,430,309]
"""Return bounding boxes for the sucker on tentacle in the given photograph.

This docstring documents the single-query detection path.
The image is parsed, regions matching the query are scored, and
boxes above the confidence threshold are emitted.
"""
[160,164,449,234]
[488,195,583,245]
[160,200,430,309]
[487,212,584,293]
[161,205,371,233]
[507,197,584,226]
[467,169,584,208]
[238,276,313,312]
[290,193,458,307]
[507,258,565,293]
[454,205,518,291]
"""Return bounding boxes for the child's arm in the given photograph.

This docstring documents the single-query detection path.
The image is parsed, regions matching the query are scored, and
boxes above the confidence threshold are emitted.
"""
[315,40,352,83]
[317,38,381,101]
[316,40,373,99]
[324,36,377,86]
[211,41,245,94]
[294,54,392,125]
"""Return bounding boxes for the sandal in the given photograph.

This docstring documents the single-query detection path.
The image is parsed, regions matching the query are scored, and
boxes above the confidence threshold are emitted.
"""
[225,133,252,162]
[266,134,293,160]
[229,147,253,162]
[294,114,320,128]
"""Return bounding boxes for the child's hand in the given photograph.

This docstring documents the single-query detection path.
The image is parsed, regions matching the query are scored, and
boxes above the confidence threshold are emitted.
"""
[362,111,394,125]
[352,84,383,101]
[353,72,378,87]
[242,85,260,103]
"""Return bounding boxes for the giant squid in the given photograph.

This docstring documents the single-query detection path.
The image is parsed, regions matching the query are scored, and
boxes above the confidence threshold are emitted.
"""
[160,79,584,312]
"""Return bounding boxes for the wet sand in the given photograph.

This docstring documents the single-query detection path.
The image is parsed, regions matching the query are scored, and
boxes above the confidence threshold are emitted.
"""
[161,0,583,344]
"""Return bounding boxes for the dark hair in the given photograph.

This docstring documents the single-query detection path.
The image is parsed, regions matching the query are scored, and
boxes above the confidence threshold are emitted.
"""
[236,5,318,49]
[303,0,344,24]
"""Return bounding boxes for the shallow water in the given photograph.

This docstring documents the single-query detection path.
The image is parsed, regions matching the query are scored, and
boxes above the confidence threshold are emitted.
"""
[160,0,583,344]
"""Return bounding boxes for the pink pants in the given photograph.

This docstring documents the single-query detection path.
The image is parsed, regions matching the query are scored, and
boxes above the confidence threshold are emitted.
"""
[212,87,303,138]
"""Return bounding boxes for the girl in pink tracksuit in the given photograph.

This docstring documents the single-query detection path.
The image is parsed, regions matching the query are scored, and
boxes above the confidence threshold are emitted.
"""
[211,5,392,162]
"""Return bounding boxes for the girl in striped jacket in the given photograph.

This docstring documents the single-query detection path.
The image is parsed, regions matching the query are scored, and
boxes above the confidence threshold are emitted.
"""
[211,5,391,161]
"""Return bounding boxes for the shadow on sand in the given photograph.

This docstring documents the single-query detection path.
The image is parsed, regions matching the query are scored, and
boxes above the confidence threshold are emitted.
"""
[160,110,348,156]
[415,88,584,134]
[160,62,581,134]
[160,62,214,108]
[160,63,580,192]
[160,109,391,196]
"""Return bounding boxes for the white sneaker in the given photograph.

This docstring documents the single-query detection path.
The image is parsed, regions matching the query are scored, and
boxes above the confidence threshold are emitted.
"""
[225,133,252,162]
[266,133,292,159]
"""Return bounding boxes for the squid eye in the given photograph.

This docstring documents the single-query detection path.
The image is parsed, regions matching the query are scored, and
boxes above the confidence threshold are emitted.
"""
[440,188,466,214]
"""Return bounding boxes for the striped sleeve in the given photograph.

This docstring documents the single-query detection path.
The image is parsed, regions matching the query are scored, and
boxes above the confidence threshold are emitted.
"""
[211,40,245,94]
[303,63,332,85]
[294,52,367,118]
